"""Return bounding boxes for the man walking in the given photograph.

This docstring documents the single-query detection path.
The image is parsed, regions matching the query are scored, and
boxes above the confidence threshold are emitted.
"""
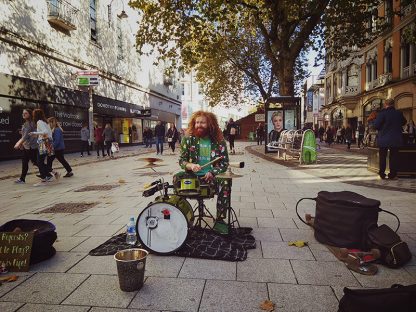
[373,98,406,180]
[154,121,165,155]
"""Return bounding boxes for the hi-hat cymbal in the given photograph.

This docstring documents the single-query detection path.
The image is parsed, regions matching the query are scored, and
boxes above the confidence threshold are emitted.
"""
[137,157,163,163]
[136,163,166,169]
[216,171,243,179]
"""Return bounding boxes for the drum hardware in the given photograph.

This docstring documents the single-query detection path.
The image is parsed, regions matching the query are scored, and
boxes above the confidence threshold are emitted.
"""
[137,157,163,164]
[193,197,216,230]
[215,167,244,179]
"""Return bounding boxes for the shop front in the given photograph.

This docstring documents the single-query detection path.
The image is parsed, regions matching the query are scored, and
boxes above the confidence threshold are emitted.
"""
[0,74,89,160]
[92,94,147,145]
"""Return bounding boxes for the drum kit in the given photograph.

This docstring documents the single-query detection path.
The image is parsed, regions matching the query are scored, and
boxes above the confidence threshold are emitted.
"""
[135,157,244,254]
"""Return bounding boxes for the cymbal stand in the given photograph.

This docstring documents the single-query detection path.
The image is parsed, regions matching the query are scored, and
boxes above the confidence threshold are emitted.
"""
[193,197,215,230]
[222,178,240,235]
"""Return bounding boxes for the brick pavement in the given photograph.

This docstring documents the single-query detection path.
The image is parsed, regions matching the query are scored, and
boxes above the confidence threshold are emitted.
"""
[0,141,415,312]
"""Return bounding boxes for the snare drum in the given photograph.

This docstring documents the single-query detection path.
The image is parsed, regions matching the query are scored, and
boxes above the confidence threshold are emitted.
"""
[137,195,194,254]
[173,171,200,196]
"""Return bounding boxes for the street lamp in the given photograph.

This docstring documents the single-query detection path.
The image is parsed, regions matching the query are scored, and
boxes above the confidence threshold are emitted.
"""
[108,0,128,27]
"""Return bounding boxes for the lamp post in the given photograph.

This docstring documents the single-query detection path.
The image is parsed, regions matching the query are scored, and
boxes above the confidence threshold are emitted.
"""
[108,0,128,28]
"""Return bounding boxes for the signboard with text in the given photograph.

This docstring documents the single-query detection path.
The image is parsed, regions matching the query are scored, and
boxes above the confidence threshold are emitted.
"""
[77,70,99,86]
[0,232,34,272]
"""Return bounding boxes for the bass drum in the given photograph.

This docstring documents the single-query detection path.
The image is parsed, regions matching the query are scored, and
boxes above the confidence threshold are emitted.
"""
[136,195,194,254]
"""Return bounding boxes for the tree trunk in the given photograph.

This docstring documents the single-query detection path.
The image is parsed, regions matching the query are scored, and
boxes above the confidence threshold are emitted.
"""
[277,61,295,96]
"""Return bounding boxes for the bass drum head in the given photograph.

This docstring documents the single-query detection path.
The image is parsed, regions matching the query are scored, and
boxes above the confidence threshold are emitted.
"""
[137,202,189,255]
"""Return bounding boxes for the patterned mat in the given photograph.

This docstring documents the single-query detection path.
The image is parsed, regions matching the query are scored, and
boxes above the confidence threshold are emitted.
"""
[89,227,256,261]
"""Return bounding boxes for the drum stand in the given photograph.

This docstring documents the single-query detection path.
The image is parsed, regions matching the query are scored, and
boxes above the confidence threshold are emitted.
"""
[221,178,240,235]
[193,198,215,230]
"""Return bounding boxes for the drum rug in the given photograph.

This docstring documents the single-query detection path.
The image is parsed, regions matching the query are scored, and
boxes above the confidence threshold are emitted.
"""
[89,227,256,261]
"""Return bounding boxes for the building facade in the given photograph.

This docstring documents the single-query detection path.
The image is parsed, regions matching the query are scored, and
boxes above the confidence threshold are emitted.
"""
[301,70,325,129]
[0,0,181,160]
[323,0,416,132]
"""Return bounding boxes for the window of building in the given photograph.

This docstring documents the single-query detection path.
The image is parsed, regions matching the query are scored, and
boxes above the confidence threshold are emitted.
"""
[333,74,337,96]
[181,83,184,96]
[326,77,332,98]
[90,0,97,42]
[347,64,359,86]
[117,17,124,60]
[384,49,393,74]
[372,58,378,80]
[366,63,372,83]
[385,0,393,25]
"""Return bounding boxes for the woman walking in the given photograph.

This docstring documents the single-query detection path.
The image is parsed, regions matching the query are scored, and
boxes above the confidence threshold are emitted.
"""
[47,117,73,178]
[14,109,38,184]
[103,123,115,158]
[30,108,54,184]
[166,124,179,153]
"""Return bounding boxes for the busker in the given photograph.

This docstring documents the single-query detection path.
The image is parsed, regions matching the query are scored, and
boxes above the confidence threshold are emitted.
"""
[14,109,38,184]
[179,111,230,233]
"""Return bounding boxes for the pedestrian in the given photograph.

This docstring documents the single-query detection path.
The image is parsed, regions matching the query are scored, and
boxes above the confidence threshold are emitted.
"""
[336,127,342,144]
[47,117,73,178]
[405,120,415,145]
[80,123,90,157]
[340,126,346,144]
[94,123,106,157]
[14,108,38,184]
[345,124,353,149]
[256,123,264,145]
[325,126,334,147]
[29,108,54,184]
[318,126,325,143]
[166,124,179,154]
[227,118,237,154]
[374,98,406,180]
[357,122,365,148]
[154,121,165,155]
[103,123,115,158]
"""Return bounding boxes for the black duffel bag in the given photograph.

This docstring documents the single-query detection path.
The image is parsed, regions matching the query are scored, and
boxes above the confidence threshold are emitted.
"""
[338,284,416,312]
[0,219,57,264]
[296,191,399,250]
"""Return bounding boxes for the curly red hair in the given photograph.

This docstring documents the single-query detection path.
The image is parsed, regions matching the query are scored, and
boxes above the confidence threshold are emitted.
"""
[187,111,224,143]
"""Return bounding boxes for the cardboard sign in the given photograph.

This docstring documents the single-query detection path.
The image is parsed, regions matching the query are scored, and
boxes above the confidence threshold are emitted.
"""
[0,232,34,272]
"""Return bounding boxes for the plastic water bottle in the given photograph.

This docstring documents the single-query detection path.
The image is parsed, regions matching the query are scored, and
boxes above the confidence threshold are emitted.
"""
[126,217,137,245]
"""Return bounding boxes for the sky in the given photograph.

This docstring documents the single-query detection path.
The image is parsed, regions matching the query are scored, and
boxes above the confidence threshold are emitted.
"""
[307,48,324,77]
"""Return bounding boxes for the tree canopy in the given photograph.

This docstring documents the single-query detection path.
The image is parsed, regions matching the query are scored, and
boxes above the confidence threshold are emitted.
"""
[130,0,385,103]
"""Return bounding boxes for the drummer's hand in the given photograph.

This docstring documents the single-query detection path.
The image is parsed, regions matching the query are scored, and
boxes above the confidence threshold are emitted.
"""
[203,172,214,182]
[188,163,201,173]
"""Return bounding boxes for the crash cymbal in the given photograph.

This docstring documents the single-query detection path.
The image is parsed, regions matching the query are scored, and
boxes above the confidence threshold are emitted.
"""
[137,157,163,163]
[136,163,166,169]
[216,170,243,179]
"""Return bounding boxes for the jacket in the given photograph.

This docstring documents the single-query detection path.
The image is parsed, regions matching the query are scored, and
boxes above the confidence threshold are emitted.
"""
[103,128,115,142]
[80,128,89,141]
[179,135,229,176]
[94,127,104,143]
[166,128,179,143]
[374,107,406,147]
[154,124,165,137]
[52,128,65,150]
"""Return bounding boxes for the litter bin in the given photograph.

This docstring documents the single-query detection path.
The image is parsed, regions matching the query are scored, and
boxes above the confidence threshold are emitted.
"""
[114,248,148,292]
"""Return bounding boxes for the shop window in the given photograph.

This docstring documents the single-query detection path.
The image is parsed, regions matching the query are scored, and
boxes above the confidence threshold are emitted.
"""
[347,64,359,86]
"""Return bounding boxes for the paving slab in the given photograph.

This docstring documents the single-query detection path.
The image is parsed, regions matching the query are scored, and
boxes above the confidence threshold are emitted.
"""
[144,255,185,278]
[54,236,89,252]
[261,241,315,260]
[70,236,112,252]
[74,224,124,237]
[268,283,339,312]
[0,302,24,312]
[0,273,34,298]
[352,265,416,288]
[257,217,297,229]
[237,258,296,283]
[247,241,263,259]
[17,303,90,312]
[279,228,317,243]
[251,227,282,242]
[89,308,161,312]
[199,280,267,312]
[179,258,236,280]
[29,252,87,273]
[1,273,88,304]
[68,255,117,275]
[129,277,204,312]
[62,275,136,308]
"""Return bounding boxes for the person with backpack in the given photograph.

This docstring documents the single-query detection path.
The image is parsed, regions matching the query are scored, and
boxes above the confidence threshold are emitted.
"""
[227,118,237,154]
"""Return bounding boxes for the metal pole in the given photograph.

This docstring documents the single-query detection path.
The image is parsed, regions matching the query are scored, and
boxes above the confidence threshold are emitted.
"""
[88,86,94,149]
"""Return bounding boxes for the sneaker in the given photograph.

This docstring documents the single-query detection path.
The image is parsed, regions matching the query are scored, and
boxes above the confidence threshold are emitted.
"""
[63,172,73,178]
[80,155,83,157]
[15,178,25,184]
[45,175,54,182]
[378,174,386,180]
[53,171,61,180]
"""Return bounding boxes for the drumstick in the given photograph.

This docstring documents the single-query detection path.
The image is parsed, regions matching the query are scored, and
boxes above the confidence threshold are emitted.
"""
[200,156,224,169]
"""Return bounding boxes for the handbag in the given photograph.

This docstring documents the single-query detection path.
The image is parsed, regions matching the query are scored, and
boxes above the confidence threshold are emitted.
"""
[167,138,173,142]
[368,224,412,268]
[111,142,119,153]
[296,191,399,250]
[338,284,416,312]
[38,138,54,156]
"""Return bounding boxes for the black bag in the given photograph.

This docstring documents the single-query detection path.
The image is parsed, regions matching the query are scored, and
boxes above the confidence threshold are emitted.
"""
[0,219,57,265]
[368,224,412,268]
[296,191,398,250]
[338,284,416,312]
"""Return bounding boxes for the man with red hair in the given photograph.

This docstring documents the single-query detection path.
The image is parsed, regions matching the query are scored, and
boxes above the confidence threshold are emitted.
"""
[179,111,230,233]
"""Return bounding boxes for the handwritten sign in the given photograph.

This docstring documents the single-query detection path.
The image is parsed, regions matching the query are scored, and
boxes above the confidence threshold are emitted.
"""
[0,232,34,272]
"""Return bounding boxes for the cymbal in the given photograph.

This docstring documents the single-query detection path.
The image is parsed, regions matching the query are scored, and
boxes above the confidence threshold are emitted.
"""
[216,171,243,179]
[136,163,166,169]
[137,157,163,163]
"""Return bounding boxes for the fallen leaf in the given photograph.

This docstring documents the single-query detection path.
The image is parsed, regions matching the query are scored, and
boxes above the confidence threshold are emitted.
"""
[260,300,275,311]
[0,275,18,282]
[118,179,126,184]
[288,240,308,248]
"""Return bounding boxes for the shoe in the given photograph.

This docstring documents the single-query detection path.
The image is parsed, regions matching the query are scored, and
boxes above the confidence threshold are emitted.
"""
[63,172,73,178]
[45,175,54,182]
[378,174,386,180]
[80,155,83,157]
[15,178,25,184]
[53,171,61,180]
[213,220,229,235]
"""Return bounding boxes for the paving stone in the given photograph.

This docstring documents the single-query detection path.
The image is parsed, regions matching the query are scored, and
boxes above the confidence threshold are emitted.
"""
[70,236,112,252]
[279,228,317,243]
[89,308,161,312]
[76,215,121,225]
[238,217,258,228]
[331,285,346,301]
[291,260,360,287]
[237,258,296,283]
[239,208,273,218]
[179,258,236,280]
[268,284,339,312]
[74,224,124,237]
[68,255,117,275]
[307,243,338,262]
[29,252,87,273]
[0,302,24,312]
[257,217,297,229]
[251,227,282,242]
[352,265,416,288]
[247,241,263,259]
[54,236,89,252]
[262,241,315,260]
[63,275,136,308]
[0,272,34,298]
[129,277,204,312]
[199,280,267,312]
[145,255,185,278]
[54,224,90,236]
[17,303,90,312]
[2,273,88,304]
[405,265,416,278]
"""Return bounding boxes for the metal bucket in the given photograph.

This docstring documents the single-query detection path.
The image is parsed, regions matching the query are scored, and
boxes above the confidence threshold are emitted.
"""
[114,248,148,292]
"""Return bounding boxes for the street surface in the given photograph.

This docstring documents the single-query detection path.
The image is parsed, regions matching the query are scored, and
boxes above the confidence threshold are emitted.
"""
[0,142,415,312]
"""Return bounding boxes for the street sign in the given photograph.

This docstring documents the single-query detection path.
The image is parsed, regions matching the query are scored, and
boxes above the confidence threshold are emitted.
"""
[255,114,265,122]
[77,70,99,86]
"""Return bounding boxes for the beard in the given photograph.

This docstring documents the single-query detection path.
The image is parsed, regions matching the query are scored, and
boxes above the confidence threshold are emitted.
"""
[195,127,208,138]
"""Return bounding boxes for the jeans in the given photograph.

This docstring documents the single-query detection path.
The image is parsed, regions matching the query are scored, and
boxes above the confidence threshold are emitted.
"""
[20,148,38,181]
[156,136,164,154]
[105,141,113,156]
[37,152,48,179]
[379,147,399,178]
[47,149,72,173]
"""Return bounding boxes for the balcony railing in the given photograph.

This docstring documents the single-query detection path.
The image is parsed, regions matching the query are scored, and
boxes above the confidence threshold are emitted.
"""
[378,73,392,87]
[47,0,78,31]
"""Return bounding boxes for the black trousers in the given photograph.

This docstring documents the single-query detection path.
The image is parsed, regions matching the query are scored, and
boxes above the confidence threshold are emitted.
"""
[20,148,38,181]
[229,135,235,150]
[47,150,72,173]
[257,136,263,145]
[379,147,399,178]
[168,141,176,152]
[95,141,105,156]
[105,141,113,156]
[81,141,90,155]
[37,153,48,179]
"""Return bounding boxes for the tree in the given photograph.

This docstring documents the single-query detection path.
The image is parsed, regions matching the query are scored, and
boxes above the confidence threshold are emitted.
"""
[130,0,384,99]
